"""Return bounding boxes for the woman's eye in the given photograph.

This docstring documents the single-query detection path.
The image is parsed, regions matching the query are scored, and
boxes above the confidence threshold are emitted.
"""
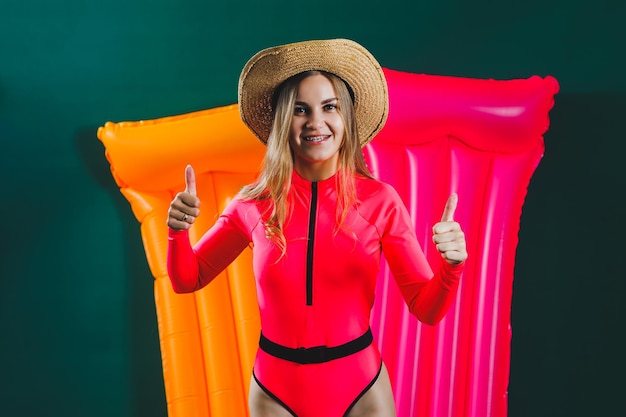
[324,104,337,111]
[294,107,307,115]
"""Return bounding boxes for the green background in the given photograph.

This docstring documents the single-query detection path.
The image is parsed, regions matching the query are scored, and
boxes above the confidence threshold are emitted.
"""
[1,1,624,416]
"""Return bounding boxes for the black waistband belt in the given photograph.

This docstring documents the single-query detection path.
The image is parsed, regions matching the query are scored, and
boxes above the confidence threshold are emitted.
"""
[259,328,373,365]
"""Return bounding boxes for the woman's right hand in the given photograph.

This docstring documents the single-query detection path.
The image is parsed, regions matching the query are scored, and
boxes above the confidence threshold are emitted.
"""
[167,165,201,231]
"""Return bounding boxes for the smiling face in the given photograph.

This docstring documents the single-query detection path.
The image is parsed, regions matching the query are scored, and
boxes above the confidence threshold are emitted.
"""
[288,73,345,181]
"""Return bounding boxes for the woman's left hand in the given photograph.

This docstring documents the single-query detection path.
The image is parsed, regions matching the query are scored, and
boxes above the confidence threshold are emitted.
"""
[432,193,467,265]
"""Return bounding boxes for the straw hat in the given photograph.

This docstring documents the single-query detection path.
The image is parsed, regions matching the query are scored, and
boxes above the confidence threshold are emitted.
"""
[238,38,388,147]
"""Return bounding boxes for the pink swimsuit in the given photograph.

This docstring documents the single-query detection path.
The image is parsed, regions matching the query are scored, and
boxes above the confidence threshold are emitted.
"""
[168,171,463,417]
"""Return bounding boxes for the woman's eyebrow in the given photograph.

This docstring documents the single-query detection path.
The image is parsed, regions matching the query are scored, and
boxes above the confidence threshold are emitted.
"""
[295,97,338,106]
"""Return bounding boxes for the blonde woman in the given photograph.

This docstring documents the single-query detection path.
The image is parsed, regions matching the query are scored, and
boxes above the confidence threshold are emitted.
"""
[167,39,467,417]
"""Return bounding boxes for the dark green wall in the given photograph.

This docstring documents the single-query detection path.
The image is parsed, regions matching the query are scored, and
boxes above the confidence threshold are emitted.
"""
[1,1,624,416]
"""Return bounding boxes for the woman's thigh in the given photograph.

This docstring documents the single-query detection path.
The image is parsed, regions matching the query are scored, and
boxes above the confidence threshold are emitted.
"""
[248,375,294,417]
[346,363,397,417]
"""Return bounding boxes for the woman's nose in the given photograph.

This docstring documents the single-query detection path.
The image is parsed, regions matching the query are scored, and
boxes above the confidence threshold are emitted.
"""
[305,111,324,129]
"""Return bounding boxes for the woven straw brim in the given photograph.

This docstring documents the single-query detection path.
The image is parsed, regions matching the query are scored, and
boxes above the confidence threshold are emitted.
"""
[238,38,388,147]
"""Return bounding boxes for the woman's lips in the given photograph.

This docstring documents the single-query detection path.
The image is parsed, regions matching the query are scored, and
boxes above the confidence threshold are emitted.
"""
[303,135,330,143]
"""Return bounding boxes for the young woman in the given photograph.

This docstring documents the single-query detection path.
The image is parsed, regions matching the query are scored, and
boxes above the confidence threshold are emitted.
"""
[166,39,467,417]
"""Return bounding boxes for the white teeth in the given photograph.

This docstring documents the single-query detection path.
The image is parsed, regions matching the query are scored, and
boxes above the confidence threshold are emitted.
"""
[304,136,327,142]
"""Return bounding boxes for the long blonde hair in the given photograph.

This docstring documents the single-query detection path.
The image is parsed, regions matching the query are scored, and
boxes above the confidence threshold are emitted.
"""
[241,71,374,254]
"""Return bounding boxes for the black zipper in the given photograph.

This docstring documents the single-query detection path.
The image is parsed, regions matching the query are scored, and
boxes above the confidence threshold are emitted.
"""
[305,181,318,306]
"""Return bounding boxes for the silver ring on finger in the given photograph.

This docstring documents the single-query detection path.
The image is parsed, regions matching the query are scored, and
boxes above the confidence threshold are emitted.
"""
[181,213,188,222]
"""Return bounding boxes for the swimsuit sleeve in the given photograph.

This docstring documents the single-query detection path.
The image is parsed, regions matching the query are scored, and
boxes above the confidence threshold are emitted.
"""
[379,185,464,325]
[167,198,252,293]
